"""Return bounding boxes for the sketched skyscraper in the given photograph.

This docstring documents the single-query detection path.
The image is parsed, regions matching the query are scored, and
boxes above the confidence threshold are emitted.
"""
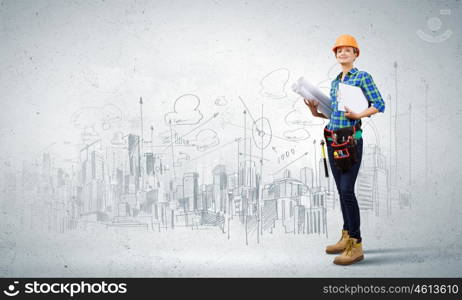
[183,172,199,212]
[318,158,330,192]
[212,165,227,213]
[145,153,154,176]
[317,158,336,210]
[128,134,141,177]
[42,153,52,179]
[300,167,314,189]
[239,160,256,188]
[87,150,105,213]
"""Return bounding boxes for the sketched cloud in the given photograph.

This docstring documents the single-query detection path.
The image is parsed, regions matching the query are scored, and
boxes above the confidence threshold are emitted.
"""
[285,99,324,127]
[259,68,290,99]
[195,129,219,152]
[164,94,204,125]
[283,128,310,141]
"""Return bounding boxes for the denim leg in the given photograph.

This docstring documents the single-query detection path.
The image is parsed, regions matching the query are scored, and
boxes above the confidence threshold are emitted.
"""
[326,140,349,231]
[338,138,363,242]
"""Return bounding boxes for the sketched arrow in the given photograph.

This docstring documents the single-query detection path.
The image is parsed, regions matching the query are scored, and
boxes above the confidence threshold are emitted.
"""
[238,96,257,123]
[272,152,309,175]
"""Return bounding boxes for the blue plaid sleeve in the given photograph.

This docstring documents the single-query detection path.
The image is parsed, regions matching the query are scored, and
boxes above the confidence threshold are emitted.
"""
[360,72,385,113]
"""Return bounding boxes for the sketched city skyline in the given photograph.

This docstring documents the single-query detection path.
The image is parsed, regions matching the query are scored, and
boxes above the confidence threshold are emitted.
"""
[1,63,414,245]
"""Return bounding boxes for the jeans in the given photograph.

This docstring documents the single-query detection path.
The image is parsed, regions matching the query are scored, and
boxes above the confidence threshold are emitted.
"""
[326,137,363,243]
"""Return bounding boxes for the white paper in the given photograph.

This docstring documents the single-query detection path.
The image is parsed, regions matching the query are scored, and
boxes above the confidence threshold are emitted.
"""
[292,77,332,118]
[337,83,369,113]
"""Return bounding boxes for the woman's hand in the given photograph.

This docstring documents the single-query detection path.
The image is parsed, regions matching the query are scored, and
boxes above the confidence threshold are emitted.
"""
[304,98,319,114]
[304,98,328,119]
[344,106,362,120]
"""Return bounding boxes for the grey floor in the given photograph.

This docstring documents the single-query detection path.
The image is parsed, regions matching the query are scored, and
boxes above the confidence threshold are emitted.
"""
[1,207,461,277]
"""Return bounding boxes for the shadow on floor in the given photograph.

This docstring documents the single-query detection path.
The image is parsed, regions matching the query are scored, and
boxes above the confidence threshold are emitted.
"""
[333,247,431,266]
[364,247,426,254]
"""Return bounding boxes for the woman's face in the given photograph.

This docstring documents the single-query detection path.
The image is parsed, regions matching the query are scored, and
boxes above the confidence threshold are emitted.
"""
[335,46,358,64]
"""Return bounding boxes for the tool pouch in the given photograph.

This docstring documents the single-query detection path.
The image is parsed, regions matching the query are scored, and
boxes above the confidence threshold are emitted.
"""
[324,124,360,173]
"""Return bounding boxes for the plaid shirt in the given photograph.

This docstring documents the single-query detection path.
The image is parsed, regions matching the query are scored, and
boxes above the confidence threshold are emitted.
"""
[325,67,385,131]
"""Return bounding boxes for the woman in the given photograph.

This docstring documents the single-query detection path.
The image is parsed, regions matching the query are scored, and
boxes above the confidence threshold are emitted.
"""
[304,34,385,265]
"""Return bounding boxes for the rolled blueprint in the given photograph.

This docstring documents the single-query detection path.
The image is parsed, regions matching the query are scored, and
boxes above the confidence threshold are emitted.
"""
[292,77,332,118]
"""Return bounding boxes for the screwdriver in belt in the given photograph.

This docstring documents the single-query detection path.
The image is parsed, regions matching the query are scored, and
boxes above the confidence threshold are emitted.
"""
[320,139,329,177]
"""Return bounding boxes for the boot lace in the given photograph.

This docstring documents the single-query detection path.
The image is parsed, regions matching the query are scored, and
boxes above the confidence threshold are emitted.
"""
[344,238,355,256]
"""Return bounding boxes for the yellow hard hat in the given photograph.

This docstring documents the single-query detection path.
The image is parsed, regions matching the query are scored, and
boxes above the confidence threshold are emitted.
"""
[332,34,360,57]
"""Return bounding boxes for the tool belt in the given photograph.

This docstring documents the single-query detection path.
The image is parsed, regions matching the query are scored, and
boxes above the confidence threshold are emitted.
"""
[323,121,362,173]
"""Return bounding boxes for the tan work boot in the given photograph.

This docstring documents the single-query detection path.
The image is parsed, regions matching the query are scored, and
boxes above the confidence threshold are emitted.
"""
[333,237,364,265]
[325,229,350,254]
